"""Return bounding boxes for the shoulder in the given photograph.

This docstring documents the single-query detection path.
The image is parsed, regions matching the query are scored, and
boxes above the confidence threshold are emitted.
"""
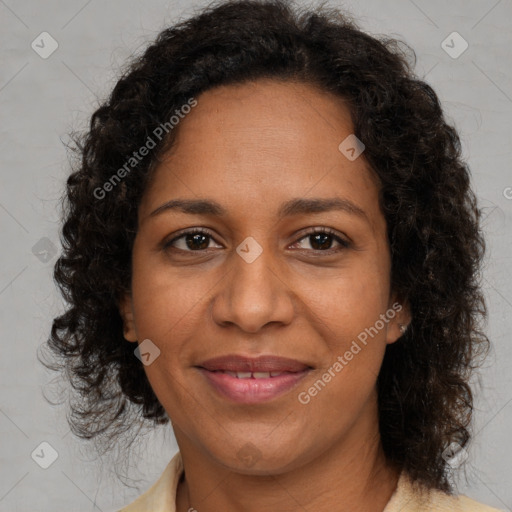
[384,470,504,512]
[427,488,504,512]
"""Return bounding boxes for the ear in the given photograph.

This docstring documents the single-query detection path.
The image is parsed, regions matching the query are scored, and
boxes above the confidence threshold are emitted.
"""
[119,293,138,342]
[385,296,412,345]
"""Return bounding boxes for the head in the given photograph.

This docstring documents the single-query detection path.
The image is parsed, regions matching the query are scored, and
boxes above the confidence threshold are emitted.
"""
[43,0,488,492]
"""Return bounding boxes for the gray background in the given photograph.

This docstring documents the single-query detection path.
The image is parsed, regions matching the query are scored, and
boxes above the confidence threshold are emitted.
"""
[0,0,511,511]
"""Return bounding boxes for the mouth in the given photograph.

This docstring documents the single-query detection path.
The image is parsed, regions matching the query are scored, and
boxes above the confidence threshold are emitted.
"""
[195,354,313,404]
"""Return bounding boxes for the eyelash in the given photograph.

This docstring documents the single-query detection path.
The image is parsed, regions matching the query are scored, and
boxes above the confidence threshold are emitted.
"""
[163,227,350,255]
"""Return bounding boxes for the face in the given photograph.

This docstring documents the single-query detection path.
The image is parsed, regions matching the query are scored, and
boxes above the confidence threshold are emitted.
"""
[120,78,410,474]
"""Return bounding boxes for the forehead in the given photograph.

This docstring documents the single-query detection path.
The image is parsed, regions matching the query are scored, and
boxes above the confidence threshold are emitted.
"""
[139,79,382,228]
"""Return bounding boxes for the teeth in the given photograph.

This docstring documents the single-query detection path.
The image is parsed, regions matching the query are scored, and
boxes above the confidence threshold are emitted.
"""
[220,371,286,379]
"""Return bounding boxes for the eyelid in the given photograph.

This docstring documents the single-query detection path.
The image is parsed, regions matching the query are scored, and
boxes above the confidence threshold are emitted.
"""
[162,226,351,253]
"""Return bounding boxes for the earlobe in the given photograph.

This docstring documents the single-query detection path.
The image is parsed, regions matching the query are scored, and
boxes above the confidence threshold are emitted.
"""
[386,299,412,345]
[119,293,138,342]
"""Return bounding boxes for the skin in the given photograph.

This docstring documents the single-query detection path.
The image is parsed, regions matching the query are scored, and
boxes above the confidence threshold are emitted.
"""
[120,78,411,512]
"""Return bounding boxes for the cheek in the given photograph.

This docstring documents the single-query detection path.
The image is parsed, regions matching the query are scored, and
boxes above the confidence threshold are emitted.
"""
[129,261,200,412]
[296,273,390,424]
[302,262,390,342]
[129,256,219,409]
[130,248,204,339]
[296,258,391,409]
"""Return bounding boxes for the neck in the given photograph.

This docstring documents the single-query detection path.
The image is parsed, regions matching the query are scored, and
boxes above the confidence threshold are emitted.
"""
[175,403,400,512]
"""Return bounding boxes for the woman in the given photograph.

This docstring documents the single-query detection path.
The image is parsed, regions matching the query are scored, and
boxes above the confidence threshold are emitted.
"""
[44,0,502,510]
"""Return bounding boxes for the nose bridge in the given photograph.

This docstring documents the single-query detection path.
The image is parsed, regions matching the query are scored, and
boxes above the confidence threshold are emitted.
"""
[211,236,294,332]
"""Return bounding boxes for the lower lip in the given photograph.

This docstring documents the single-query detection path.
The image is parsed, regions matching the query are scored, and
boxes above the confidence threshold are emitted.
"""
[198,369,311,404]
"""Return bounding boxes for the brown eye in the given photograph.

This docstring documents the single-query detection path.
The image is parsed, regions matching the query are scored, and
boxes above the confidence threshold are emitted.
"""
[163,228,221,252]
[291,228,350,253]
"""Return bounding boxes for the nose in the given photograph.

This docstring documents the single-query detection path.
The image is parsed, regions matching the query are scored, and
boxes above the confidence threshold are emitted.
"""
[210,242,295,333]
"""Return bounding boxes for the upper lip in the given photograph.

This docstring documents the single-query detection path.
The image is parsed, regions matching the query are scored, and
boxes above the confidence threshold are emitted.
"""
[197,355,312,373]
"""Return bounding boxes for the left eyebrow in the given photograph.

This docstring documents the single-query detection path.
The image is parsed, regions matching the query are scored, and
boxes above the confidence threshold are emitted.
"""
[277,197,368,221]
[148,196,368,222]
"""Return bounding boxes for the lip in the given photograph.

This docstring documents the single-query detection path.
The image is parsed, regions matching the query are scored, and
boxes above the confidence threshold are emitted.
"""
[196,354,313,404]
[198,368,311,403]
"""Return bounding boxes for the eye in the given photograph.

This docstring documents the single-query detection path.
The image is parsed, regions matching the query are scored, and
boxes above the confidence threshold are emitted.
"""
[163,226,350,254]
[163,228,221,252]
[290,227,350,253]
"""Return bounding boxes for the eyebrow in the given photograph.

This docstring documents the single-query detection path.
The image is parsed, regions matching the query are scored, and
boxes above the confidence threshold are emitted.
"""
[148,197,368,221]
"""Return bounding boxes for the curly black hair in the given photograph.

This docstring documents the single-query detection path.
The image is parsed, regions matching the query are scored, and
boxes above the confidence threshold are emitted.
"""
[40,0,490,492]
